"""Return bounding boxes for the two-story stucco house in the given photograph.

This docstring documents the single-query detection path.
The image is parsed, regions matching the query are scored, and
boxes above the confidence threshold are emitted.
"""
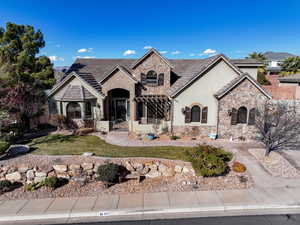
[47,48,271,139]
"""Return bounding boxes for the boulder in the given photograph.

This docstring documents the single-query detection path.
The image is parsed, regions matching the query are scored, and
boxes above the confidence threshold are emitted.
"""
[141,166,150,175]
[35,172,47,177]
[18,165,29,173]
[124,161,134,171]
[34,176,46,183]
[26,170,35,180]
[133,162,144,171]
[5,172,21,181]
[174,165,183,173]
[81,163,94,171]
[73,176,87,186]
[182,166,190,174]
[158,164,168,173]
[93,164,101,173]
[69,164,81,171]
[53,165,67,173]
[82,152,94,157]
[57,173,70,179]
[145,171,162,178]
[162,167,175,177]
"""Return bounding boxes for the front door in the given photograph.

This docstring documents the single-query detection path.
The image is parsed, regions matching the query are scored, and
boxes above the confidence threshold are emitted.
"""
[115,99,127,122]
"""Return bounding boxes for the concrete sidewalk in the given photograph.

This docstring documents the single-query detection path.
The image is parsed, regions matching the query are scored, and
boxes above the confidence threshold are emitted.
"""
[0,186,300,224]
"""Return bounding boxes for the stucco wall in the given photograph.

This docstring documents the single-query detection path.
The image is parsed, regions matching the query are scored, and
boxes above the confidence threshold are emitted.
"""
[173,59,239,127]
[238,67,258,80]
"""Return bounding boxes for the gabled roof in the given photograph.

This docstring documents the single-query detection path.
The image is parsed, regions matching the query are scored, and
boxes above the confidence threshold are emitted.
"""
[169,54,244,97]
[100,64,138,84]
[263,52,296,61]
[214,73,272,99]
[48,71,104,98]
[54,85,96,101]
[278,73,300,83]
[131,48,174,69]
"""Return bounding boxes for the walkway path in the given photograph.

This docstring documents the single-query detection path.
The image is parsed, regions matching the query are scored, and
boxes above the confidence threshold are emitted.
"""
[0,186,300,224]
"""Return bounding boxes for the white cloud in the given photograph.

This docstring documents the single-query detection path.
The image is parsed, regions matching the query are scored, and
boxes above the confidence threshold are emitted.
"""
[74,56,95,59]
[189,53,196,57]
[203,48,216,54]
[123,49,136,56]
[144,46,152,50]
[160,51,167,54]
[49,56,64,61]
[78,48,93,53]
[171,50,181,55]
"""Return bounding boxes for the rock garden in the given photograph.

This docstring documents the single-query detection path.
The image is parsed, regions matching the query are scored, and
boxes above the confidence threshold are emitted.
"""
[0,142,253,200]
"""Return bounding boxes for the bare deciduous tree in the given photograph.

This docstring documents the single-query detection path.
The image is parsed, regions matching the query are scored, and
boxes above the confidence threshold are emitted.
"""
[255,101,300,156]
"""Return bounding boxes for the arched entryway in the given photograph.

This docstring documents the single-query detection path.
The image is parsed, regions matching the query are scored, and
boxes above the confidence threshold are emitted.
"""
[106,88,130,130]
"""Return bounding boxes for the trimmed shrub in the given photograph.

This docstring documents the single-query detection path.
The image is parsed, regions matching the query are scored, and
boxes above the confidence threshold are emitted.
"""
[186,145,233,177]
[25,182,45,191]
[0,141,10,155]
[0,180,12,194]
[49,114,69,130]
[44,176,59,189]
[232,162,247,173]
[96,163,120,187]
[170,135,180,140]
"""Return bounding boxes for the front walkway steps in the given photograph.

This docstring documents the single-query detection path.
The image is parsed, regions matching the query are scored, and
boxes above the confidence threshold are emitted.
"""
[1,187,300,224]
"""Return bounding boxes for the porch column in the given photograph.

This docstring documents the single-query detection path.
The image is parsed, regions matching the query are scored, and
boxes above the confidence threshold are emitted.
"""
[79,102,85,119]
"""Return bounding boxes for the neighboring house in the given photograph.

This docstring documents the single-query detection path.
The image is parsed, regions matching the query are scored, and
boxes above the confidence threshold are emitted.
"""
[263,51,296,75]
[278,73,300,99]
[47,48,271,139]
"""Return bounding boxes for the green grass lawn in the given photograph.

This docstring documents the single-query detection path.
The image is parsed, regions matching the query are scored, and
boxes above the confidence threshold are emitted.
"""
[29,134,194,161]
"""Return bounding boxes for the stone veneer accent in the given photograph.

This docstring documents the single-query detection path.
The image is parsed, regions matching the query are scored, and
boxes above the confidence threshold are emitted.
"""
[218,78,268,139]
[133,52,171,95]
[173,125,217,138]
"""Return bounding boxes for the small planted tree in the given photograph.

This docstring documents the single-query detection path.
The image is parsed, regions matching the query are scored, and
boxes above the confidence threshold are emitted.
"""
[96,163,120,188]
[255,101,300,156]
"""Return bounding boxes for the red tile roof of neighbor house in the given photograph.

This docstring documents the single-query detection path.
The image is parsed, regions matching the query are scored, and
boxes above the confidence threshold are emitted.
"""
[263,75,296,100]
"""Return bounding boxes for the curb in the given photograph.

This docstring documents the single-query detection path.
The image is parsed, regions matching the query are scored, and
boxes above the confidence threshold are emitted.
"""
[1,204,300,223]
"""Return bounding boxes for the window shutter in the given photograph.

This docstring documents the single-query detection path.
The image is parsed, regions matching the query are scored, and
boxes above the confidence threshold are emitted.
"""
[248,108,256,125]
[184,106,191,123]
[231,108,238,125]
[158,73,164,86]
[141,73,147,85]
[201,107,208,123]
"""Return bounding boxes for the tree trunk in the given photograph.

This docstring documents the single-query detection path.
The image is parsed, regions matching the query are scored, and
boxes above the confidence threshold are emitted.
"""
[265,147,271,157]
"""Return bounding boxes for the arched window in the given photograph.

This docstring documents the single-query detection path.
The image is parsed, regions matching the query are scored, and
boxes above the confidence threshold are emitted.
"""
[67,102,81,119]
[191,105,201,122]
[146,70,158,85]
[237,106,247,124]
[85,102,92,118]
[248,108,256,125]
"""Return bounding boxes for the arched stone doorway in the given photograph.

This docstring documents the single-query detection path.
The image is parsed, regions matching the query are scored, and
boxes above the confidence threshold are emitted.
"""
[106,88,130,130]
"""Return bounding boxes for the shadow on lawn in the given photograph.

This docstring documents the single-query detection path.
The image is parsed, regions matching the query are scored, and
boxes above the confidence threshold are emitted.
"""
[30,134,78,146]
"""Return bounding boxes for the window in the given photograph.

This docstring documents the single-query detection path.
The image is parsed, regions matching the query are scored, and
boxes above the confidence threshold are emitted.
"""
[248,108,256,125]
[85,102,92,118]
[237,106,247,124]
[191,105,201,122]
[158,73,164,86]
[146,70,158,85]
[201,107,208,123]
[66,102,81,119]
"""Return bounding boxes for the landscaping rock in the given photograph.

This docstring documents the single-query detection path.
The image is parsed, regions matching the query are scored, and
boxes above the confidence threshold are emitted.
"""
[73,176,87,186]
[158,164,168,173]
[57,173,70,179]
[82,152,94,157]
[182,166,190,174]
[26,170,35,180]
[53,165,67,173]
[162,167,175,177]
[124,161,134,171]
[18,165,29,173]
[35,172,47,177]
[6,172,22,181]
[34,176,46,183]
[81,163,94,171]
[69,164,81,171]
[93,164,101,173]
[174,165,182,173]
[145,171,162,178]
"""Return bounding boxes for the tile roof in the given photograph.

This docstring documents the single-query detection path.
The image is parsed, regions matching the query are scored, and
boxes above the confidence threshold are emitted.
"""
[263,52,296,61]
[55,85,97,101]
[65,55,260,97]
[278,73,300,83]
[215,73,272,99]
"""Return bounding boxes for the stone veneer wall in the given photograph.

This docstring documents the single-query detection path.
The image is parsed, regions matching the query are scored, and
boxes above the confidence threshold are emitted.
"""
[218,78,268,139]
[133,52,171,95]
[173,125,217,138]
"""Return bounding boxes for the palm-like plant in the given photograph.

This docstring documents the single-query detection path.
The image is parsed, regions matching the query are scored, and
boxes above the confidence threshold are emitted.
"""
[281,57,300,73]
[248,52,266,62]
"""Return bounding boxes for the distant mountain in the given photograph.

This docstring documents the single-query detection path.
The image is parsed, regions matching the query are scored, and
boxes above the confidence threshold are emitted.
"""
[263,52,297,61]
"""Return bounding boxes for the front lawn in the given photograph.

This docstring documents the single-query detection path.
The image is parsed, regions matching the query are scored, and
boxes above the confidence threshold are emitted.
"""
[29,134,194,161]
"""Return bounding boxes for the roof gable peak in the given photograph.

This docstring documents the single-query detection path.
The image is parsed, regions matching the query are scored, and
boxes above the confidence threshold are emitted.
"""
[131,48,173,69]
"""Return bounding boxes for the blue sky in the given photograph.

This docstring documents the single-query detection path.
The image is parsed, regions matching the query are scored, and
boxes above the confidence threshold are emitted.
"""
[1,0,300,66]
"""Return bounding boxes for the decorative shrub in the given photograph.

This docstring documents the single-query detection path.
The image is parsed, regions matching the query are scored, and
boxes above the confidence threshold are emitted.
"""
[96,163,120,187]
[0,141,10,155]
[232,161,247,173]
[75,128,94,136]
[44,176,59,189]
[25,182,45,191]
[26,176,68,191]
[185,145,233,177]
[0,180,12,194]
[49,114,69,130]
[170,135,180,140]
